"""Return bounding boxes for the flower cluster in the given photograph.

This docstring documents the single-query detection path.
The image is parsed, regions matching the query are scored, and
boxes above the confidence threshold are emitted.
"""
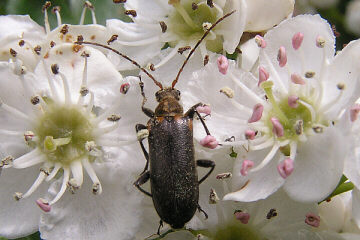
[1,1,360,240]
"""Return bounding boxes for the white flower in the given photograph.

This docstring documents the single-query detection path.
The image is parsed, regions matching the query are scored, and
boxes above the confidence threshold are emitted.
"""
[345,0,360,36]
[0,2,110,72]
[0,43,145,239]
[318,189,360,238]
[176,14,360,203]
[106,0,294,70]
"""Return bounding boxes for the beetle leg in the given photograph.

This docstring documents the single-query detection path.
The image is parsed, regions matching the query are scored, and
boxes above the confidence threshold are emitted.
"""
[196,159,215,184]
[139,78,155,118]
[197,204,209,219]
[185,103,211,135]
[136,124,150,174]
[134,171,152,197]
[157,220,163,235]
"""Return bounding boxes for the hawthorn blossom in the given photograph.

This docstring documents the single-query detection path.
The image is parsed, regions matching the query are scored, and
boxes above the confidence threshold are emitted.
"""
[0,43,145,239]
[0,1,110,72]
[106,0,294,70]
[167,14,360,203]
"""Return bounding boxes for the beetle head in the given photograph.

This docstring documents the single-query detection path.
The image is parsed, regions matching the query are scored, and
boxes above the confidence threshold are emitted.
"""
[155,88,181,102]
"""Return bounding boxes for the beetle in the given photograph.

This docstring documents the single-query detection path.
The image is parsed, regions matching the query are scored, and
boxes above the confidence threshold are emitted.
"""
[77,10,235,234]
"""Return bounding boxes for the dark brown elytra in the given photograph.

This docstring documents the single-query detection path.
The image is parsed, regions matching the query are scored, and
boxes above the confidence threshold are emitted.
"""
[76,10,235,236]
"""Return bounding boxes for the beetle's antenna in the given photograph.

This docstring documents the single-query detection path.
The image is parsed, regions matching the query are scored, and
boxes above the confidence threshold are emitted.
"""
[75,40,163,89]
[171,10,236,88]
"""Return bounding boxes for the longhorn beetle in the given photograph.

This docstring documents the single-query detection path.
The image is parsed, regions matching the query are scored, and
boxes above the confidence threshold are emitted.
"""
[77,10,235,234]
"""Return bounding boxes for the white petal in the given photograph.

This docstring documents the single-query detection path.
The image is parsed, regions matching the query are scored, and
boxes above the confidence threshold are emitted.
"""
[321,40,360,119]
[260,14,335,90]
[352,188,360,229]
[244,0,295,32]
[39,162,143,240]
[0,166,49,238]
[163,230,196,240]
[284,126,345,202]
[224,149,285,202]
[0,15,46,71]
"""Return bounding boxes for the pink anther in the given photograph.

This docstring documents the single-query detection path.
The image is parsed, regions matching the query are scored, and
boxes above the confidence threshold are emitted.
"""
[245,130,256,140]
[305,213,320,227]
[292,32,304,50]
[240,160,254,176]
[271,117,284,137]
[258,67,269,86]
[288,95,299,108]
[248,104,264,123]
[291,73,305,85]
[255,35,266,48]
[217,55,229,75]
[277,46,287,67]
[120,83,130,94]
[36,198,51,212]
[196,105,211,115]
[200,135,218,149]
[234,211,250,224]
[350,104,360,122]
[277,158,294,178]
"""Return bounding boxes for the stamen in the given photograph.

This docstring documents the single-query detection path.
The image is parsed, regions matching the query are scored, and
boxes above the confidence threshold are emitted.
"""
[255,35,266,48]
[14,192,23,201]
[245,130,256,140]
[299,100,316,122]
[82,158,102,194]
[85,141,102,157]
[200,135,218,149]
[220,87,234,98]
[291,73,305,85]
[294,120,303,135]
[86,91,94,113]
[305,213,320,227]
[49,167,70,205]
[320,86,345,114]
[277,46,287,67]
[209,188,219,204]
[248,104,263,123]
[57,72,72,105]
[107,114,121,122]
[36,198,51,212]
[12,149,43,169]
[159,21,167,33]
[120,83,130,94]
[0,156,14,168]
[217,55,229,75]
[266,208,278,219]
[250,137,275,151]
[41,60,60,101]
[196,105,211,115]
[350,104,360,122]
[271,117,284,137]
[52,6,62,26]
[240,160,254,176]
[230,72,266,104]
[172,2,197,30]
[70,160,84,188]
[124,10,137,18]
[258,67,269,86]
[22,172,47,198]
[305,71,315,78]
[154,43,181,69]
[277,158,294,178]
[46,163,61,182]
[250,143,279,172]
[234,210,250,224]
[316,36,325,48]
[292,32,304,50]
[216,172,232,180]
[42,1,51,33]
[288,95,299,108]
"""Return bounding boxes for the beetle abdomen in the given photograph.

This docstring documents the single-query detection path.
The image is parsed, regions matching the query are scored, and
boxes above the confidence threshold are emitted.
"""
[148,116,199,228]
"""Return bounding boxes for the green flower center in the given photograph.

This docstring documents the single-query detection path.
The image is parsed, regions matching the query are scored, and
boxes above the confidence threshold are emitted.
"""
[168,0,223,52]
[35,104,95,166]
[213,222,263,240]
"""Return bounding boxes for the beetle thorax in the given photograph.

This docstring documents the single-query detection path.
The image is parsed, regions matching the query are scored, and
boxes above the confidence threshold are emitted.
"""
[155,88,184,116]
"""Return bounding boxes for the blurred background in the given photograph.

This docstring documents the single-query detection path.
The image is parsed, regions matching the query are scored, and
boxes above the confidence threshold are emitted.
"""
[0,0,359,239]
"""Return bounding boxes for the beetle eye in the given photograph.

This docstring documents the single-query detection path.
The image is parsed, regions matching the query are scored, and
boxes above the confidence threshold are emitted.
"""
[176,90,181,96]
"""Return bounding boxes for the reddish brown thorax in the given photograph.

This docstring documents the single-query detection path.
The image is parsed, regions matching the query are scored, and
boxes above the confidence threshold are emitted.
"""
[155,88,184,116]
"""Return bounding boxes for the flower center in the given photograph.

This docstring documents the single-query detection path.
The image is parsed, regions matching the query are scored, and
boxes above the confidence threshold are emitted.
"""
[35,103,95,166]
[168,0,222,52]
[263,82,313,140]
